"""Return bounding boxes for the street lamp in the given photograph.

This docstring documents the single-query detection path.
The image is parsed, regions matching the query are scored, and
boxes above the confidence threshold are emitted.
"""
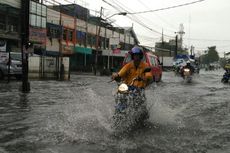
[105,12,127,71]
[104,12,127,20]
[94,11,127,75]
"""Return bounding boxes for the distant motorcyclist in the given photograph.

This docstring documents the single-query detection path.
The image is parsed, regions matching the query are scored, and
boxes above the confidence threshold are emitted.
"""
[224,63,230,72]
[111,46,153,88]
[222,63,230,83]
[181,60,195,78]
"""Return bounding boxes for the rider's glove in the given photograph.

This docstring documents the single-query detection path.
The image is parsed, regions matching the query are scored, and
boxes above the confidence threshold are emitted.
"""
[137,76,143,81]
[111,73,121,82]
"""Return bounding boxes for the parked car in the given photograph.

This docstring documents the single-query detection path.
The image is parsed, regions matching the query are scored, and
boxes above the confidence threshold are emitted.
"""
[123,51,163,82]
[0,52,22,80]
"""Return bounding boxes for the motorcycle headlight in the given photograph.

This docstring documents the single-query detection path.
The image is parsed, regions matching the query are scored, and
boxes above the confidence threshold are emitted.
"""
[118,83,129,93]
[184,68,190,72]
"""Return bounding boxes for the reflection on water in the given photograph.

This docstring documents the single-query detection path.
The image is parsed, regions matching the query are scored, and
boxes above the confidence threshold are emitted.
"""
[0,72,229,153]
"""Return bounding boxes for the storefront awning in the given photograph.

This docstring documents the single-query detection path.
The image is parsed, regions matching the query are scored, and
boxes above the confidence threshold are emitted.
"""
[34,50,60,57]
[74,46,92,54]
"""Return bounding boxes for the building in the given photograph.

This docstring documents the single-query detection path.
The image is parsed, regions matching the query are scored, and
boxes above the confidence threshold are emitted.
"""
[50,3,139,73]
[0,1,139,79]
[0,1,21,52]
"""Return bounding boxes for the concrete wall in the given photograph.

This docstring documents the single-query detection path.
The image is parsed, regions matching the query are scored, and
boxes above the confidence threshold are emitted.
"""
[47,8,60,25]
[28,56,69,80]
[87,23,97,35]
[28,56,40,79]
[62,14,74,29]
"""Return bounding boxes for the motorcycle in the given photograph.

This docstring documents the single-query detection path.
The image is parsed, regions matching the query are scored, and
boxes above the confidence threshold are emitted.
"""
[112,67,151,132]
[183,68,192,83]
[221,71,230,83]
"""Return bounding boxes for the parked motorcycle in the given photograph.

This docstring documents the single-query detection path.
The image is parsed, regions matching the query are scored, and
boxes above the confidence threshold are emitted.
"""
[112,68,151,132]
[221,71,230,83]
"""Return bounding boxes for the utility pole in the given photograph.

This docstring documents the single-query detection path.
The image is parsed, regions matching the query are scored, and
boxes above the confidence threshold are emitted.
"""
[21,0,30,92]
[161,29,164,67]
[59,4,64,80]
[94,7,103,75]
[175,35,178,58]
[190,45,194,56]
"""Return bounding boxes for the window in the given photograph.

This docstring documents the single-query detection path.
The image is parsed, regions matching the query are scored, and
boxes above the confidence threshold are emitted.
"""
[30,14,36,26]
[68,30,73,42]
[124,54,146,63]
[42,17,46,28]
[0,14,6,30]
[106,38,109,48]
[77,31,86,46]
[30,1,47,28]
[30,1,37,14]
[124,54,132,63]
[36,16,41,27]
[156,58,160,66]
[36,3,42,16]
[63,29,67,41]
[42,5,46,17]
[49,28,60,38]
[87,34,92,46]
[92,35,96,46]
[150,56,156,66]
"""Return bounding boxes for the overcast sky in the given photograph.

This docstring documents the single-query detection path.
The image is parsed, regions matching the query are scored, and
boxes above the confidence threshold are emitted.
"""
[60,0,230,57]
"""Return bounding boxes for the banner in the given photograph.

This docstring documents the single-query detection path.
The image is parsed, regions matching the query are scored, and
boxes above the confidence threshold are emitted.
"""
[112,48,121,54]
[29,27,46,44]
[0,52,9,63]
[0,40,7,52]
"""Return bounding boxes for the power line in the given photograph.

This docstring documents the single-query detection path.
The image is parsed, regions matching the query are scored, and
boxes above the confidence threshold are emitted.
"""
[102,0,174,38]
[129,0,205,15]
[136,0,178,31]
[185,37,230,42]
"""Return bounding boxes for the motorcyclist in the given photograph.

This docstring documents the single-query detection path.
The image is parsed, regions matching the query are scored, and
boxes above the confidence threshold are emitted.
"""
[111,46,153,88]
[223,63,230,80]
[224,63,230,73]
[181,60,195,78]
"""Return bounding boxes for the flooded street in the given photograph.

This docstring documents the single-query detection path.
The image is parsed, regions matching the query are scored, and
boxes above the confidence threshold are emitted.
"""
[0,70,230,153]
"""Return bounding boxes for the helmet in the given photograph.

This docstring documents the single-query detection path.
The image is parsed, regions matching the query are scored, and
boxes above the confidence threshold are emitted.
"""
[130,46,143,60]
[186,60,191,65]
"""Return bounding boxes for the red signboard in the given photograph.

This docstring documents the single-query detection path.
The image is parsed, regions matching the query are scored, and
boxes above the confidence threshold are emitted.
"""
[112,48,121,54]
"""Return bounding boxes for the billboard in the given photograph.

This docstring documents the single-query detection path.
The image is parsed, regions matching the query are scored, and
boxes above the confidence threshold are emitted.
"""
[110,37,121,54]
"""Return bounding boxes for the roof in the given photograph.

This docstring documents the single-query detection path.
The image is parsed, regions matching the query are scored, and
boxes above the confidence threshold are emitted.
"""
[119,27,139,45]
[49,4,89,20]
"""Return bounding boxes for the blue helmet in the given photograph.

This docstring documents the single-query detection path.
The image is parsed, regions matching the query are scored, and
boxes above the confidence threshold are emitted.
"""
[131,46,143,59]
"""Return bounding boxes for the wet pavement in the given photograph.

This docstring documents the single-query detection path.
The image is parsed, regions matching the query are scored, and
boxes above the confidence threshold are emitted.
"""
[0,69,230,153]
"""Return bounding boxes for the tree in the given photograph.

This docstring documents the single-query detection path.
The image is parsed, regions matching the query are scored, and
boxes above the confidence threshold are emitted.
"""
[207,46,219,63]
[200,46,219,64]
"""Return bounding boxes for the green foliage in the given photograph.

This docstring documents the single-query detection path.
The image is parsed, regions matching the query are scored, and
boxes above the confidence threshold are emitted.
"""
[200,46,219,64]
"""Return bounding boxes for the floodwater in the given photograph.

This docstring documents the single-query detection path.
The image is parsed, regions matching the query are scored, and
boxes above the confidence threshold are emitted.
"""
[0,70,229,153]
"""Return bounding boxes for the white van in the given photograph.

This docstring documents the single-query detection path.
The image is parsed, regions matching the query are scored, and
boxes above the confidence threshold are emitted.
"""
[0,52,22,80]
